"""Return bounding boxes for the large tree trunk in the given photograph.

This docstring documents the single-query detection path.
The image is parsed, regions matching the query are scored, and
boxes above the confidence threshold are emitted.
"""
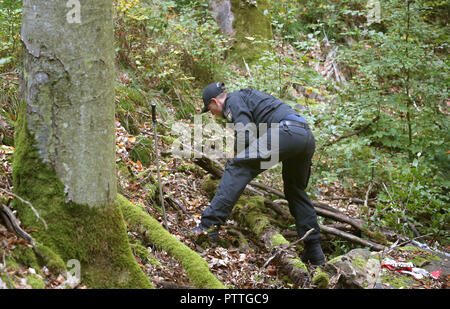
[15,0,151,288]
[211,0,273,66]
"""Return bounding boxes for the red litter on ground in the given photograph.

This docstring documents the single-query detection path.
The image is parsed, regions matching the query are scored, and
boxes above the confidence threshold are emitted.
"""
[381,258,441,280]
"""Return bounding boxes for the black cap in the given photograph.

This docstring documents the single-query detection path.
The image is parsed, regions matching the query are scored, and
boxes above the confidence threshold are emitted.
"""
[201,82,225,113]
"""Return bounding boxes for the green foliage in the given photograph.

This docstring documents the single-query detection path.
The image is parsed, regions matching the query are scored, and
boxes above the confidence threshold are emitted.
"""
[114,0,230,119]
[1,0,446,252]
[0,0,21,71]
[372,155,449,240]
[266,0,449,241]
[0,1,22,132]
[225,40,328,107]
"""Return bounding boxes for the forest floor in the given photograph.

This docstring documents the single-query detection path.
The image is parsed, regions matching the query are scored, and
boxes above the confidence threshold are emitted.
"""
[1,114,448,289]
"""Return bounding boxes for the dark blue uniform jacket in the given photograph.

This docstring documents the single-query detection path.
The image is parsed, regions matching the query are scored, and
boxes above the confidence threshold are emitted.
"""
[222,88,297,152]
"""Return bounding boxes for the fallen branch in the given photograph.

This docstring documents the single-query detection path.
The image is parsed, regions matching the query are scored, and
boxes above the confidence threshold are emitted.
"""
[262,198,292,221]
[249,181,285,198]
[314,207,364,232]
[319,224,385,251]
[387,233,433,253]
[329,196,376,206]
[0,203,35,245]
[232,196,310,287]
[165,195,193,219]
[312,201,345,213]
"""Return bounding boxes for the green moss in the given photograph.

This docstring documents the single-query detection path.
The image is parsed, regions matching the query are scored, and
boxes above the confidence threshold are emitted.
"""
[33,243,66,274]
[144,182,158,200]
[130,243,162,267]
[12,102,152,289]
[364,229,388,245]
[380,273,411,289]
[312,267,329,289]
[409,256,428,268]
[4,257,19,271]
[117,110,140,135]
[0,195,8,205]
[117,194,225,289]
[117,161,134,180]
[229,228,252,252]
[130,137,153,166]
[161,135,175,144]
[27,273,45,289]
[115,85,145,135]
[296,243,304,253]
[230,0,273,65]
[116,85,146,107]
[177,163,200,174]
[398,246,442,262]
[328,255,344,264]
[398,246,427,253]
[287,257,308,272]
[270,233,290,247]
[2,135,14,146]
[202,176,221,200]
[234,196,270,237]
[12,245,40,271]
[0,273,15,289]
[353,257,367,270]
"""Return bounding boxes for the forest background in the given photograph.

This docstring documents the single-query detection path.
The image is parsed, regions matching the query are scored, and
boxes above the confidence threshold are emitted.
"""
[0,0,448,289]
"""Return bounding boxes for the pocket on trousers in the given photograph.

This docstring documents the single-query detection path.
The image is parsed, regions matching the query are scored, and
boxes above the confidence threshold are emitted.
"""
[288,125,307,136]
[304,162,312,188]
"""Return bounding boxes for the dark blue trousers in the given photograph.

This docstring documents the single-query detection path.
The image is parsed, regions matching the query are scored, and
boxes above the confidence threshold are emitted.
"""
[200,121,321,242]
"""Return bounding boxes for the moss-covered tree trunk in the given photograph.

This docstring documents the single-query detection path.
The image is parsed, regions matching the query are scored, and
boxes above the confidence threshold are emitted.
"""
[211,0,273,66]
[15,0,151,288]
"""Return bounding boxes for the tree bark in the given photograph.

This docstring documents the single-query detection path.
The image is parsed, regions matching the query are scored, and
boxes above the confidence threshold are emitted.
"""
[15,0,151,288]
[210,0,273,65]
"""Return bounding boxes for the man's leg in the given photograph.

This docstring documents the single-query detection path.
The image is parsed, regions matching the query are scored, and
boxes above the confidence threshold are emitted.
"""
[282,132,320,241]
[200,159,262,228]
[281,126,324,265]
[282,147,321,243]
[199,124,279,229]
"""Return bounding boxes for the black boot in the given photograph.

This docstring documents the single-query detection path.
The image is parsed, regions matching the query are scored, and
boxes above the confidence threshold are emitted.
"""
[301,240,325,266]
[190,224,219,242]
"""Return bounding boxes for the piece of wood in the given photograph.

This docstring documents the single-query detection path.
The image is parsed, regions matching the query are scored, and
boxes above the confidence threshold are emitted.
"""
[329,196,376,206]
[319,224,385,251]
[0,204,35,245]
[164,195,193,219]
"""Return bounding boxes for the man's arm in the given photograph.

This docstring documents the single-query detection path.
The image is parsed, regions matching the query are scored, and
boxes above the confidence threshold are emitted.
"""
[224,94,255,155]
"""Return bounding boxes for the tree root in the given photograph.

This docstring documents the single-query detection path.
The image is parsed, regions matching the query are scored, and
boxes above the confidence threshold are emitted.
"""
[117,194,225,289]
[0,203,35,245]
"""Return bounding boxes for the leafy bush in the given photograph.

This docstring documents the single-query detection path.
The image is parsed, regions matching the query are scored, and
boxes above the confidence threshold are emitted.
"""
[0,0,21,71]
